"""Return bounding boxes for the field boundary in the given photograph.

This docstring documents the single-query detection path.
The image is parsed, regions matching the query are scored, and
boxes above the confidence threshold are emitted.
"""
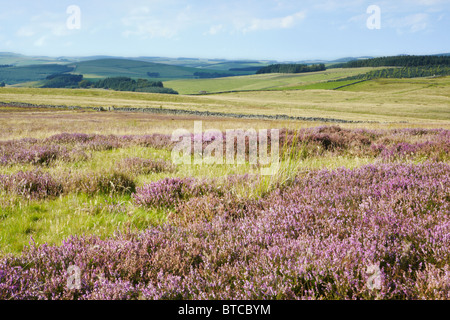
[0,101,377,124]
[332,79,368,90]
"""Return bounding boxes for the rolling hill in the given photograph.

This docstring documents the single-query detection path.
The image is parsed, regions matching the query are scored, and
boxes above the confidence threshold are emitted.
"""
[3,52,450,87]
[0,57,257,85]
[0,52,73,66]
[164,67,379,94]
[70,58,251,80]
[0,64,75,85]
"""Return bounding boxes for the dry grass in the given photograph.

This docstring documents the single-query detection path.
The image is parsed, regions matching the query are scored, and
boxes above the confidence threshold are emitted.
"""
[1,76,449,127]
[1,108,449,142]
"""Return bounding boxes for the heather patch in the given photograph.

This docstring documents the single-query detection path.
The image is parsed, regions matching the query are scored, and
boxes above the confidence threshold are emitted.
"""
[1,162,448,299]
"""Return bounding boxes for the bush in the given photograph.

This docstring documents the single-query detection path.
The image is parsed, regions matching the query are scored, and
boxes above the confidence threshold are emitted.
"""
[65,171,136,195]
[0,170,63,199]
[133,177,217,208]
[116,157,176,175]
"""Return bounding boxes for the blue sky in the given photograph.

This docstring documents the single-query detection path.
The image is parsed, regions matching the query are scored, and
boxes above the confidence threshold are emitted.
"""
[0,0,449,61]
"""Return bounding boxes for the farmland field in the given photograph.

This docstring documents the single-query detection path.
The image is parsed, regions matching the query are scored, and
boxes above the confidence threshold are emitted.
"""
[1,75,449,127]
[0,74,449,300]
[165,67,384,94]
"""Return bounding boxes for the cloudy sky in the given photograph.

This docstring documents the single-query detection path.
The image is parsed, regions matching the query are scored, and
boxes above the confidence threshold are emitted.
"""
[0,0,449,60]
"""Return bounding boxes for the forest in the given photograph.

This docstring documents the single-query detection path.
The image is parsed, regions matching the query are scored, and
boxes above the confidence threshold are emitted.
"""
[256,63,326,74]
[338,65,450,81]
[331,55,450,68]
[0,64,75,85]
[40,75,179,94]
[92,77,178,94]
[41,74,84,88]
[193,72,235,78]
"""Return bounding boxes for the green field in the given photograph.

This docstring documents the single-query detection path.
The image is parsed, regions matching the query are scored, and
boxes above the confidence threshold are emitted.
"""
[0,76,449,134]
[164,67,383,94]
[0,57,259,86]
[269,79,362,91]
[0,64,74,85]
[71,58,251,81]
[136,57,272,70]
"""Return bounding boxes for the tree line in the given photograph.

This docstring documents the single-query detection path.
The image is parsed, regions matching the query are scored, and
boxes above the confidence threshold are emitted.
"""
[193,72,235,78]
[256,64,326,74]
[89,77,178,94]
[40,75,178,94]
[330,55,450,68]
[147,72,160,78]
[42,74,83,88]
[0,64,74,85]
[337,66,450,81]
[229,67,262,72]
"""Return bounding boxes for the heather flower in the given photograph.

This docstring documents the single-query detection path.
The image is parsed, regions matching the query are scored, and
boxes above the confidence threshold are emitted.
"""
[116,157,176,175]
[0,128,449,300]
[133,177,216,208]
[0,170,63,199]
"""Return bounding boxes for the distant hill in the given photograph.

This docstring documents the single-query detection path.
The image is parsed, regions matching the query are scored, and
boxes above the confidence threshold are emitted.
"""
[0,64,74,85]
[2,52,450,86]
[123,57,274,70]
[329,56,374,63]
[330,55,450,68]
[0,57,255,85]
[0,52,73,66]
[70,58,250,80]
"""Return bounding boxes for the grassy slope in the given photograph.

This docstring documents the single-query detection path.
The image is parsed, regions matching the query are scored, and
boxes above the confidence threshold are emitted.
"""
[0,64,74,85]
[0,53,72,66]
[137,58,270,70]
[164,67,380,94]
[71,58,249,80]
[1,76,449,124]
[0,58,256,85]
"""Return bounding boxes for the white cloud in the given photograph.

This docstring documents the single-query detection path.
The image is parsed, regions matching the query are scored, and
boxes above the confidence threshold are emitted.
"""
[16,26,36,37]
[121,5,195,39]
[122,18,179,38]
[409,0,447,5]
[313,0,366,12]
[387,13,429,33]
[34,36,47,47]
[205,24,224,35]
[15,11,74,46]
[237,11,306,33]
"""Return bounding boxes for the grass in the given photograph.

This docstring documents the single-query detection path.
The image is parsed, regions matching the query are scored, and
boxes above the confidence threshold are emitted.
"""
[164,67,381,94]
[1,114,447,256]
[272,79,362,91]
[0,74,449,256]
[1,130,441,256]
[0,142,379,256]
[1,75,450,126]
[71,58,250,80]
[0,192,166,255]
[1,57,256,86]
[0,64,74,85]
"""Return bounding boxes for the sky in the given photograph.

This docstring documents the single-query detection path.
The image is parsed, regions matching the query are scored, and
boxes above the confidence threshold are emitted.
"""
[0,0,449,61]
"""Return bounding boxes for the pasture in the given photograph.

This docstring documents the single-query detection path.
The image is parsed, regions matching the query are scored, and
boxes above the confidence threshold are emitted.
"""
[1,75,449,128]
[164,67,382,94]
